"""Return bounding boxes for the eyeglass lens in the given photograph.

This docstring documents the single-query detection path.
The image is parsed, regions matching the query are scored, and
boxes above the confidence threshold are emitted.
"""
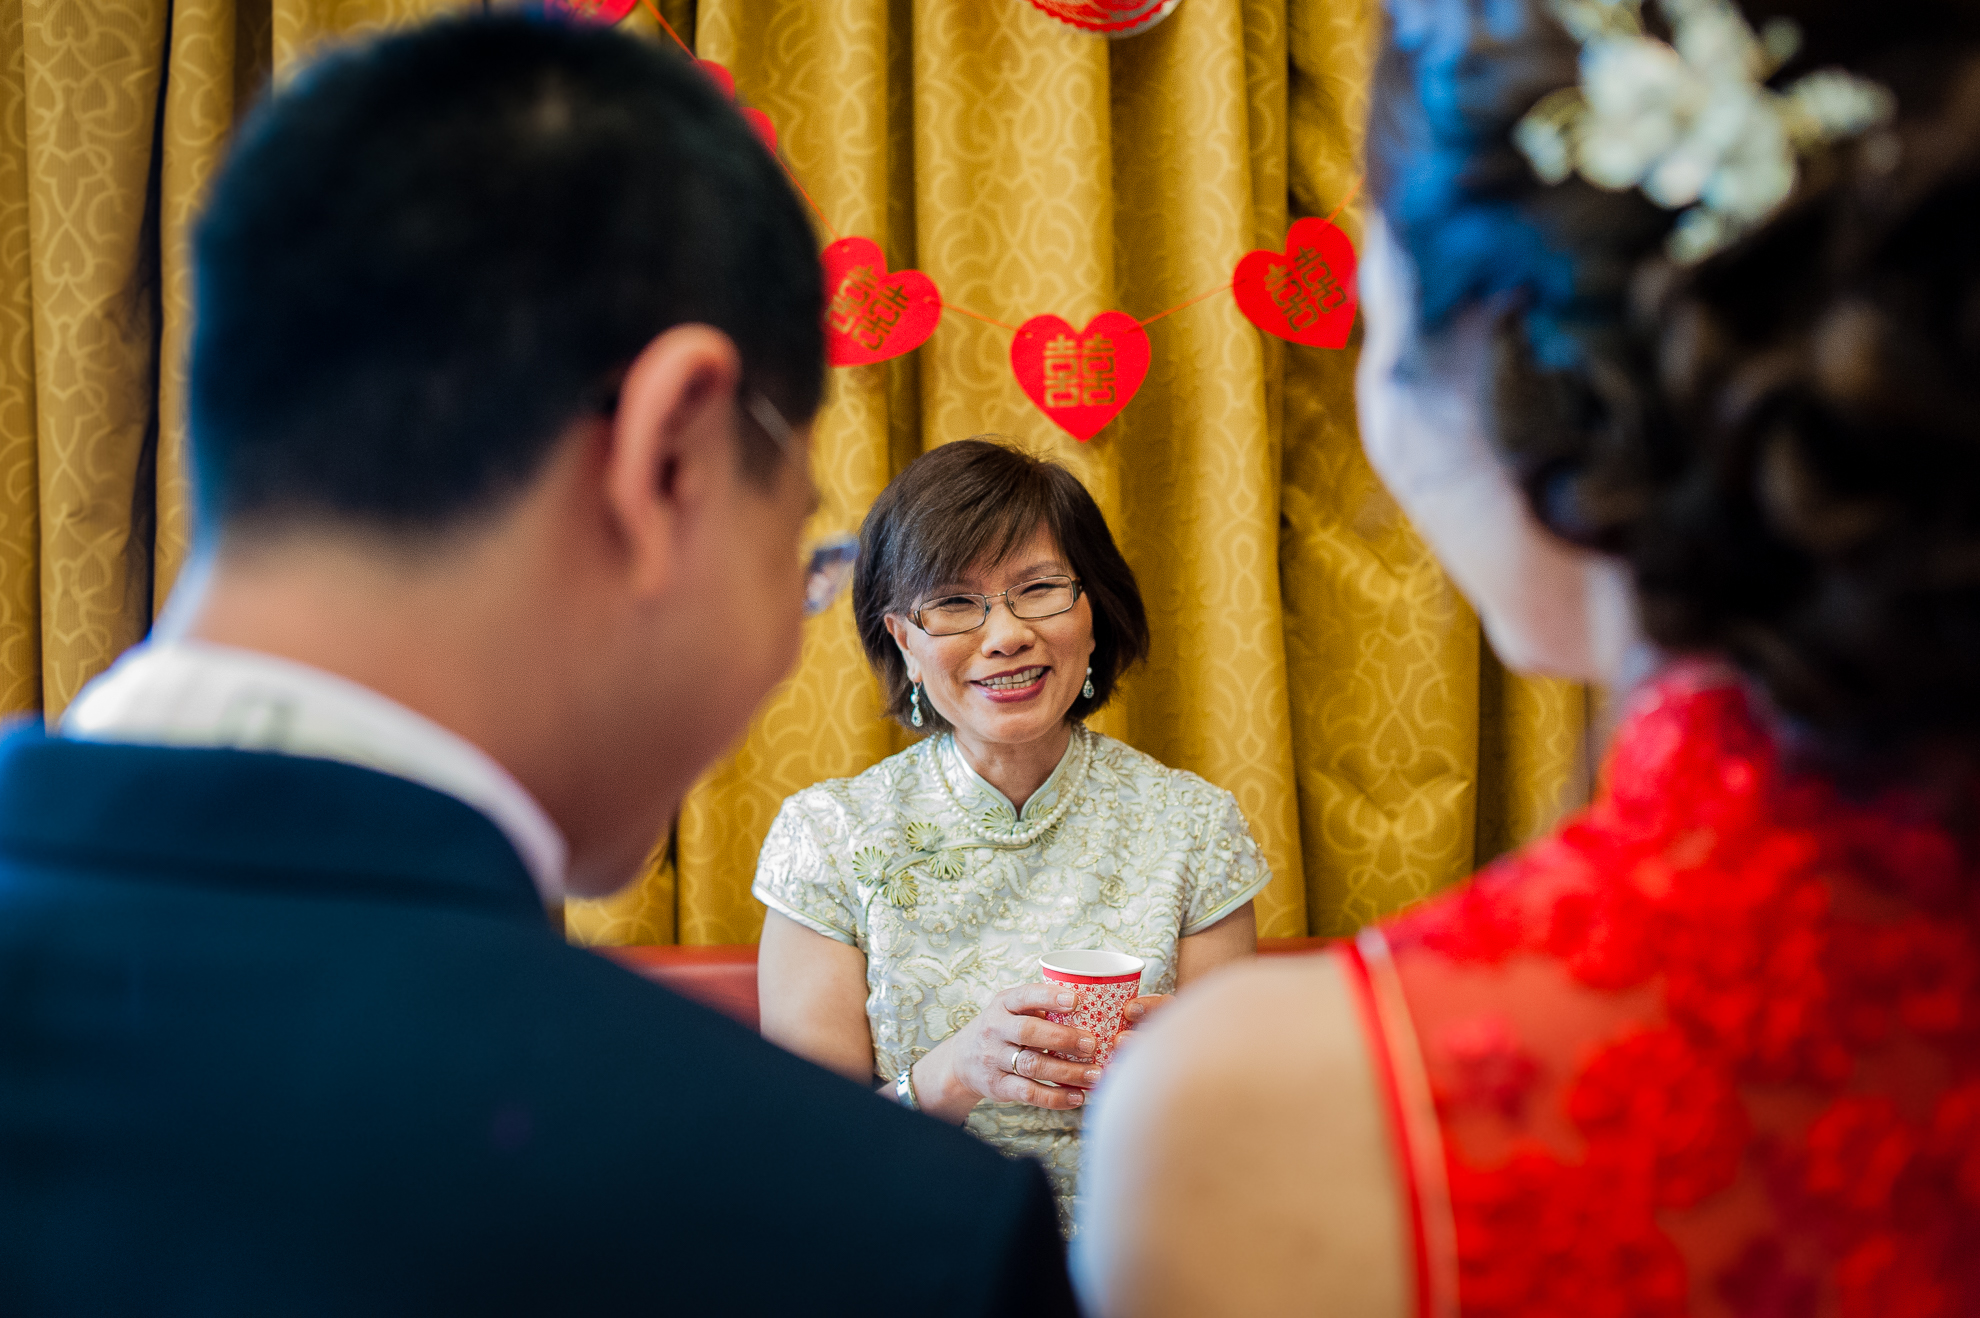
[803,536,859,617]
[915,578,1080,636]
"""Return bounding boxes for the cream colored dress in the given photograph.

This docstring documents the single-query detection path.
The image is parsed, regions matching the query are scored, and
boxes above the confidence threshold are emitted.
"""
[752,724,1271,1231]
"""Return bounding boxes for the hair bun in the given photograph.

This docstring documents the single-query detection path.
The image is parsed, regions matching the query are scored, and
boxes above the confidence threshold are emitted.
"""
[1372,0,1980,773]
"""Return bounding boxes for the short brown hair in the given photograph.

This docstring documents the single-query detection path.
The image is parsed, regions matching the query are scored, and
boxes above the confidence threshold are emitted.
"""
[853,438,1150,732]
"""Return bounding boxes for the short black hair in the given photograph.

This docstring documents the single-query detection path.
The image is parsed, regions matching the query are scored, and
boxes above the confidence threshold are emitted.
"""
[852,438,1150,732]
[189,10,824,539]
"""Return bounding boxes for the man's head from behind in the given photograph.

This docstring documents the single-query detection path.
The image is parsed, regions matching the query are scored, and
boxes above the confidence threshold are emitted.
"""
[184,13,825,894]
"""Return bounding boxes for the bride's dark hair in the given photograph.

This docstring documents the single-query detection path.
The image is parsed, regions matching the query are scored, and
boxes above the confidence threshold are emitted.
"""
[1370,0,1980,772]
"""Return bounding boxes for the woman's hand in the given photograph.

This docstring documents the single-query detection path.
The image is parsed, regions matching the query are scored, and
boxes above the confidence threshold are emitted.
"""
[1106,994,1172,1065]
[911,981,1108,1123]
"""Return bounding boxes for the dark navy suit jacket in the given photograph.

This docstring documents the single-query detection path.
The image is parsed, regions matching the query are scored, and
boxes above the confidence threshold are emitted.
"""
[0,730,1075,1315]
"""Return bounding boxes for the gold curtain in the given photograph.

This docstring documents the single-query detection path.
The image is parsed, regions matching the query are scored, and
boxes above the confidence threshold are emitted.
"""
[0,0,1590,945]
[0,0,465,728]
[567,0,1593,946]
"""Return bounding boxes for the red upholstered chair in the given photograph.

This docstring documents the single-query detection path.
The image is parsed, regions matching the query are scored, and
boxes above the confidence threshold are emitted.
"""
[600,937,1330,1033]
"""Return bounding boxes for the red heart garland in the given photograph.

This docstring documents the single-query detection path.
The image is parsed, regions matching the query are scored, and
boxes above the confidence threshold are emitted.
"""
[693,59,778,151]
[1232,216,1359,348]
[1009,312,1150,442]
[548,0,638,22]
[821,238,943,367]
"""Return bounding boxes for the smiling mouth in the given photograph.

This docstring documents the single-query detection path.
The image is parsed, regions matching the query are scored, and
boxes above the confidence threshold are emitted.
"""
[975,666,1048,691]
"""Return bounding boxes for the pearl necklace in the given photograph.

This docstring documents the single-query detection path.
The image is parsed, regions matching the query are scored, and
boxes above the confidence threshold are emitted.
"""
[937,725,1091,850]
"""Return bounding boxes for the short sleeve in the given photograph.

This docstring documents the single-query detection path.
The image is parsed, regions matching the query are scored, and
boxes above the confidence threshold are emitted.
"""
[752,793,861,946]
[1180,788,1272,936]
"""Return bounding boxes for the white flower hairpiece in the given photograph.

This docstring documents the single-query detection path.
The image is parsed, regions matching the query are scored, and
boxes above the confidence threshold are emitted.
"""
[1514,0,1895,262]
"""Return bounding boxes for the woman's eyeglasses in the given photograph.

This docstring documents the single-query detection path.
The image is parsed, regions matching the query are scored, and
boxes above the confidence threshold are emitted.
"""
[909,577,1083,637]
[803,536,859,617]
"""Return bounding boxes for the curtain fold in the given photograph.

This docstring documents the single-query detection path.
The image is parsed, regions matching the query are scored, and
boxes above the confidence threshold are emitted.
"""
[570,0,1592,945]
[18,0,168,718]
[0,0,1589,944]
[0,0,39,717]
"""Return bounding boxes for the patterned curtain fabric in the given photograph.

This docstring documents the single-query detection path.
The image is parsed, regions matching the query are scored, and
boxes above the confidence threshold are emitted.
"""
[0,0,1590,944]
[566,0,1596,944]
[0,0,462,724]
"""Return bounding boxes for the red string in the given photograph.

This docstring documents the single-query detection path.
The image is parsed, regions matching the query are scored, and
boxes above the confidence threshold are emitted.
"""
[1137,280,1232,329]
[610,29,1368,348]
[627,8,1367,345]
[1323,174,1363,226]
[636,0,842,239]
[779,165,844,242]
[943,302,1022,334]
[636,0,694,57]
[1138,178,1362,329]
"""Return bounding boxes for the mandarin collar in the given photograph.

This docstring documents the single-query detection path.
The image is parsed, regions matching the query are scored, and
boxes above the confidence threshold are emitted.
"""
[937,725,1087,834]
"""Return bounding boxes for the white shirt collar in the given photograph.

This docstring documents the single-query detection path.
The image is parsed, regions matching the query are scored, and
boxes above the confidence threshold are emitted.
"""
[60,639,568,904]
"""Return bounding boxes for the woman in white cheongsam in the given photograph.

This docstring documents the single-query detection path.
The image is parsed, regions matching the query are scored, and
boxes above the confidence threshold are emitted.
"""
[753,437,1271,1231]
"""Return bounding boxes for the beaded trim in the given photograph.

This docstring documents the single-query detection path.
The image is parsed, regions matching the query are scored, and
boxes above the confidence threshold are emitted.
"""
[935,724,1092,849]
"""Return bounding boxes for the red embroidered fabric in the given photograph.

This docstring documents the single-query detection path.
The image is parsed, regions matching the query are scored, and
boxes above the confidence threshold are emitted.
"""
[1380,666,1980,1318]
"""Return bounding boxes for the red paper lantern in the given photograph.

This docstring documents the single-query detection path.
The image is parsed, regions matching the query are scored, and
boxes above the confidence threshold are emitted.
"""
[1022,0,1183,36]
[1232,217,1359,348]
[1009,312,1150,442]
[821,238,943,367]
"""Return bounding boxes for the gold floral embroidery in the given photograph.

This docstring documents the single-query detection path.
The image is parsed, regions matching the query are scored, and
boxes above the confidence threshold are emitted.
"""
[880,871,920,911]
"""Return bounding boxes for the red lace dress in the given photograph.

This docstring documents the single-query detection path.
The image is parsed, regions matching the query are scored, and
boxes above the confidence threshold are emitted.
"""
[1344,666,1980,1318]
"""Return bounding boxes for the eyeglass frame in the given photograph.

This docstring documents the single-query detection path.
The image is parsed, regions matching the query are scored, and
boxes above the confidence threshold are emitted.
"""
[580,370,796,458]
[907,576,1086,637]
[583,372,856,618]
[735,391,865,619]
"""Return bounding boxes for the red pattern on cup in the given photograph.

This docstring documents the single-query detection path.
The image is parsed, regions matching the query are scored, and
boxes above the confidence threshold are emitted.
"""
[1041,950,1144,1069]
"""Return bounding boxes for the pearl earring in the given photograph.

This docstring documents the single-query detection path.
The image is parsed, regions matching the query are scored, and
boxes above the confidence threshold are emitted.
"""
[1082,666,1095,700]
[910,682,925,728]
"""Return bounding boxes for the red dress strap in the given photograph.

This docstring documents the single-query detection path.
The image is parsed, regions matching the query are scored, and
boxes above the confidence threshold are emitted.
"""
[1344,929,1459,1318]
[1372,667,1980,1316]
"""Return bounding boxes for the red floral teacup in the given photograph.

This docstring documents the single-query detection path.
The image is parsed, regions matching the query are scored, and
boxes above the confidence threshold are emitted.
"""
[1040,950,1145,1069]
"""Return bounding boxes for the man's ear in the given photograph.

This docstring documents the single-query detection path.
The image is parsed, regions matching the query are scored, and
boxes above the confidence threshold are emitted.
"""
[605,324,744,599]
[881,613,919,683]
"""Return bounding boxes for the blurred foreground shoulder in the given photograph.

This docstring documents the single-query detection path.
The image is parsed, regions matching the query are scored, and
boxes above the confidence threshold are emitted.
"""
[1074,951,1410,1318]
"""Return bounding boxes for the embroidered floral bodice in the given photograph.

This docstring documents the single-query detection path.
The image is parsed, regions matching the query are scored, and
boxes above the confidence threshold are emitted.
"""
[754,724,1271,1226]
[1370,667,1980,1317]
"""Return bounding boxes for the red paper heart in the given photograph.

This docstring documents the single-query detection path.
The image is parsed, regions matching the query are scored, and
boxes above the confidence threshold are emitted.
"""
[692,60,778,150]
[740,107,777,152]
[1232,217,1359,348]
[549,0,637,23]
[821,238,943,367]
[695,59,736,99]
[1009,312,1150,441]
